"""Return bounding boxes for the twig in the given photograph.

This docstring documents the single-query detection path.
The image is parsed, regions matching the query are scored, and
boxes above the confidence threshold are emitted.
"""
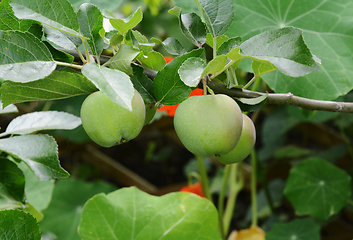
[207,81,353,113]
[60,49,353,113]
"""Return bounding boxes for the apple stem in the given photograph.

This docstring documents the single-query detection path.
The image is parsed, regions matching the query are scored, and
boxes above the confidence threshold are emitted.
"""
[202,77,207,95]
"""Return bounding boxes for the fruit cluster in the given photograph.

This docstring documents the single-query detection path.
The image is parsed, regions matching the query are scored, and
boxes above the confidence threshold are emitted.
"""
[80,90,256,164]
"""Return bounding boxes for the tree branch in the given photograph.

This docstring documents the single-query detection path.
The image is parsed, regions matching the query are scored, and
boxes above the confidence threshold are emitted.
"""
[207,81,353,113]
[61,49,353,113]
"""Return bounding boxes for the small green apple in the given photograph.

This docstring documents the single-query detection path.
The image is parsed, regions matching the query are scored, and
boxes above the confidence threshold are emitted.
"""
[174,94,243,157]
[80,90,145,147]
[217,114,256,164]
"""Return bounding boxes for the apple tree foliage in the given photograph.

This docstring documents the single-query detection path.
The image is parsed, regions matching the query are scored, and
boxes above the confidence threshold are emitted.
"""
[0,0,352,239]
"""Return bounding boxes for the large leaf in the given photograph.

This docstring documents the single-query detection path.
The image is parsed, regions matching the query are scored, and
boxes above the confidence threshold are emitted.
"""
[77,3,104,57]
[0,111,81,137]
[0,70,97,107]
[0,158,25,202]
[78,187,222,240]
[40,178,116,240]
[266,218,320,240]
[227,0,353,100]
[240,27,320,77]
[9,0,80,37]
[82,63,134,111]
[0,30,56,83]
[0,209,41,240]
[284,157,352,220]
[194,0,233,37]
[154,48,206,105]
[0,135,69,181]
[0,0,34,31]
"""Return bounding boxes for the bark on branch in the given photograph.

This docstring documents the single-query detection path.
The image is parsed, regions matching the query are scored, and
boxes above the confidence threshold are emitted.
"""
[207,81,353,113]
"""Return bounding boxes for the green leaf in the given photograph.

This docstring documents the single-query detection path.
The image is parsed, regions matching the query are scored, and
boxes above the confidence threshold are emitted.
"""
[240,27,320,77]
[226,46,244,62]
[284,157,352,220]
[0,1,34,31]
[78,187,222,240]
[0,71,97,107]
[169,7,207,47]
[228,0,353,100]
[236,94,268,112]
[266,218,320,240]
[0,135,69,181]
[0,30,56,83]
[130,30,154,54]
[252,60,277,77]
[40,178,116,240]
[69,0,123,12]
[178,57,206,87]
[77,3,104,57]
[194,0,233,37]
[43,25,82,50]
[138,51,166,71]
[104,44,140,75]
[0,111,81,137]
[217,36,242,55]
[152,37,187,56]
[202,55,228,77]
[82,63,134,111]
[130,65,155,103]
[153,48,205,105]
[0,101,18,114]
[206,34,230,50]
[9,0,80,37]
[130,65,156,103]
[109,7,142,35]
[44,42,74,65]
[0,209,41,240]
[0,158,25,202]
[18,162,54,212]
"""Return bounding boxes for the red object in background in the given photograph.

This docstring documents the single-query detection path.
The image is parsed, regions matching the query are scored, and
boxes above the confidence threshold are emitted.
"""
[179,182,205,198]
[164,56,174,63]
[157,88,204,117]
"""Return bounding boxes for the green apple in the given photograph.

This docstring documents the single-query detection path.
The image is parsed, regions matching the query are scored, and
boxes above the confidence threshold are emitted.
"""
[174,94,243,157]
[80,90,145,147]
[217,114,256,164]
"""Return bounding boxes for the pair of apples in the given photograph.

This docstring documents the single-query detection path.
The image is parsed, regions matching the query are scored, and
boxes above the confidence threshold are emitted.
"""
[80,90,256,164]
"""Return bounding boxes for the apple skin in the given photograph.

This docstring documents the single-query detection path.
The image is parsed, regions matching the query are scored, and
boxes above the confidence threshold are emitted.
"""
[217,114,256,164]
[80,90,145,147]
[174,94,243,157]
